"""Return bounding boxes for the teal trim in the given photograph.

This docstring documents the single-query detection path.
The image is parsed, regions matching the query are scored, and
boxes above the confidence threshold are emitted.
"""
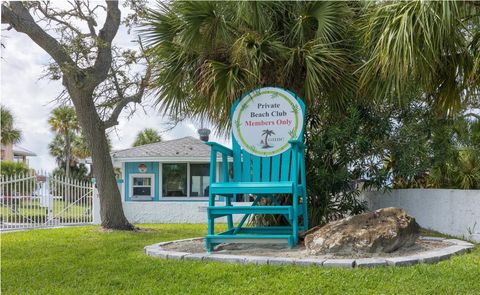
[124,162,159,201]
[206,87,308,252]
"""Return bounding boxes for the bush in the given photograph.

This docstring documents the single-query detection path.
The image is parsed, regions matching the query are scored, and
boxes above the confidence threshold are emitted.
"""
[304,105,390,227]
[0,161,30,176]
[51,164,90,182]
[0,161,35,196]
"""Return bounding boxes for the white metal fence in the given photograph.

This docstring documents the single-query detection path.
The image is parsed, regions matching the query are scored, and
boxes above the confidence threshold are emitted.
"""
[0,171,94,231]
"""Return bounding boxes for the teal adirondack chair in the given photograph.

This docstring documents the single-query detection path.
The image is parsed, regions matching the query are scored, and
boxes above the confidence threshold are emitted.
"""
[205,87,308,252]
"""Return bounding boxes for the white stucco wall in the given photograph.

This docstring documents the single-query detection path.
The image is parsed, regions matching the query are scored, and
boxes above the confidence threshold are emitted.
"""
[361,189,480,242]
[93,200,253,224]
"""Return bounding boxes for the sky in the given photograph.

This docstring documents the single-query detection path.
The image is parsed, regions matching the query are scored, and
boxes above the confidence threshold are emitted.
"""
[0,2,229,172]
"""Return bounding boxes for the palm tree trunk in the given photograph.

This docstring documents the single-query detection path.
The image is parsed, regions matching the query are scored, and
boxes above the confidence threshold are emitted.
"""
[65,131,71,178]
[63,130,71,207]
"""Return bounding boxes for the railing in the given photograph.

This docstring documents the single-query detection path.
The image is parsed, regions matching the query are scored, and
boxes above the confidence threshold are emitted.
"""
[0,170,94,231]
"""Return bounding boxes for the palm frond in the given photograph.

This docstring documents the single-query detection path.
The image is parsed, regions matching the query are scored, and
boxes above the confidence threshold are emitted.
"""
[1,105,22,145]
[358,1,477,112]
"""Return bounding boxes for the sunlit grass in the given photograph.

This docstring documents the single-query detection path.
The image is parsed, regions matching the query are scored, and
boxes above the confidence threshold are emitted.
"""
[1,224,479,294]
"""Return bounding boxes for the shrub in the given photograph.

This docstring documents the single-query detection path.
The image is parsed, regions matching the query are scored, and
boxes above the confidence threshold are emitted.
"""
[0,161,30,176]
[304,105,390,226]
[0,161,35,196]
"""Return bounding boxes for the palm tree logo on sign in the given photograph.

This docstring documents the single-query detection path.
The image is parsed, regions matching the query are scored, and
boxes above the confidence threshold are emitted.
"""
[232,87,304,157]
[261,129,275,149]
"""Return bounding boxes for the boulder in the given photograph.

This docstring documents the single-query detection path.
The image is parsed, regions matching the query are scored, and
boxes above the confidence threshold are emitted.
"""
[304,207,420,255]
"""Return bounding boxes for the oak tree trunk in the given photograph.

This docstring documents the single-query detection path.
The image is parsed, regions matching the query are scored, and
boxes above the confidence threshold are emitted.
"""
[71,92,133,230]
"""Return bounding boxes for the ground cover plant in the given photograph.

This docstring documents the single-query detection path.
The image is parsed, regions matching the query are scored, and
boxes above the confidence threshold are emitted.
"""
[2,225,479,294]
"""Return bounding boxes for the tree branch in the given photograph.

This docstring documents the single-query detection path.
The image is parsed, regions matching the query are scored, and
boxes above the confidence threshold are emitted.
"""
[103,65,152,129]
[90,0,121,85]
[1,2,75,68]
[73,0,98,38]
[35,1,87,38]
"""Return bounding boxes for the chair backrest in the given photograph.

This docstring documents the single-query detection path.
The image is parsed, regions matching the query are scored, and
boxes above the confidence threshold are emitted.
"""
[230,87,306,183]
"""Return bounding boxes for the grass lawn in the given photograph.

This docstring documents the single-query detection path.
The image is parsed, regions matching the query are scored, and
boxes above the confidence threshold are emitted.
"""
[1,225,479,294]
[1,199,91,223]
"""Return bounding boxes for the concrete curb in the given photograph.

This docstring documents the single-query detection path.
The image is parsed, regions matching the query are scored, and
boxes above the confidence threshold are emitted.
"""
[144,237,475,268]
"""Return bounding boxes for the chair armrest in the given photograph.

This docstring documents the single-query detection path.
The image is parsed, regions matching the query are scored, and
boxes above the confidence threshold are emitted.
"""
[288,139,305,150]
[206,142,233,157]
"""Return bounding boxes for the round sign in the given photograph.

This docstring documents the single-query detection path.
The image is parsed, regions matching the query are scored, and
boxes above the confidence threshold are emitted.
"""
[138,163,147,173]
[232,87,304,157]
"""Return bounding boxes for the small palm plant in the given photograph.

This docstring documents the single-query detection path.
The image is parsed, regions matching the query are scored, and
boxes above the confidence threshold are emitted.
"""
[455,149,480,189]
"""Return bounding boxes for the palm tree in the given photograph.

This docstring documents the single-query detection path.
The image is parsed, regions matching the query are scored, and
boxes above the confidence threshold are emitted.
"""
[358,1,480,114]
[1,105,22,145]
[49,132,90,166]
[143,1,358,133]
[48,133,70,167]
[48,106,79,177]
[72,132,92,160]
[261,129,275,148]
[143,1,480,228]
[144,1,480,124]
[133,128,162,147]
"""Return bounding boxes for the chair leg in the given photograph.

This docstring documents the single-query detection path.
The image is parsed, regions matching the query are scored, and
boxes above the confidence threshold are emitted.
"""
[292,192,298,246]
[207,193,215,252]
[225,194,233,230]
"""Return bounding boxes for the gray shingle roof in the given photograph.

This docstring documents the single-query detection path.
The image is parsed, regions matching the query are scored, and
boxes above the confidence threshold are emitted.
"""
[111,136,211,159]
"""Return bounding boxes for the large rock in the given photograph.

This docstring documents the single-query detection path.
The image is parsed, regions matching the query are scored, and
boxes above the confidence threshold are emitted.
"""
[304,207,420,255]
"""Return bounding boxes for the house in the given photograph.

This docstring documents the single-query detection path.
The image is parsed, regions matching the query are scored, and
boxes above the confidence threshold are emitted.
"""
[0,144,36,165]
[109,136,247,224]
[112,136,233,202]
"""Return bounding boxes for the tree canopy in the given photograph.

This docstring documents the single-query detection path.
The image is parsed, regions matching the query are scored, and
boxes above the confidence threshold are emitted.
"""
[143,1,359,131]
[143,1,479,128]
[132,128,162,147]
[48,106,80,177]
[1,105,22,145]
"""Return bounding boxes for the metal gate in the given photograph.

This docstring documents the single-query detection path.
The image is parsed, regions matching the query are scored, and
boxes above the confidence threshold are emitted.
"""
[0,171,94,231]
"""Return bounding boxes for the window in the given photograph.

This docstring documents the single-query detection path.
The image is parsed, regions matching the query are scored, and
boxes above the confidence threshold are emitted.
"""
[162,163,187,197]
[190,164,210,197]
[130,174,154,200]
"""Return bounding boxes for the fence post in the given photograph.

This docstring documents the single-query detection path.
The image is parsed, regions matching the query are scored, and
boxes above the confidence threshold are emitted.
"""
[92,179,101,225]
[47,173,54,224]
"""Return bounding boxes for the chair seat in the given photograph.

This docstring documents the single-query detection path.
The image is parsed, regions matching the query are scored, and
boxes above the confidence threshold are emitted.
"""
[210,181,294,194]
